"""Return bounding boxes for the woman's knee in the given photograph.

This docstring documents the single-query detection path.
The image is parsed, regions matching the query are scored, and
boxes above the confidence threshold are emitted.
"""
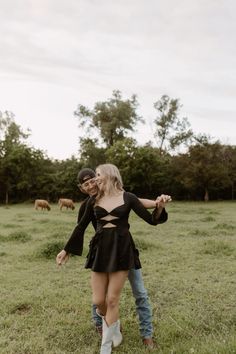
[106,294,119,309]
[93,295,106,308]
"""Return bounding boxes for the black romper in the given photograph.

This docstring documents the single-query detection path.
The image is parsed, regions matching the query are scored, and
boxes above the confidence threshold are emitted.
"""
[75,191,165,272]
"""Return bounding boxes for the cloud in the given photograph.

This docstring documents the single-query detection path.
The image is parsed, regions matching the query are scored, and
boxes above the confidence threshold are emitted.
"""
[0,0,236,158]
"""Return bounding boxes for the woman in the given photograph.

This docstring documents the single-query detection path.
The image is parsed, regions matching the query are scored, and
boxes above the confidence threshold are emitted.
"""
[72,163,168,354]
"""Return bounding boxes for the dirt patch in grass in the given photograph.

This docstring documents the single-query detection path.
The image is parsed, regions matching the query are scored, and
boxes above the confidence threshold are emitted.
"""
[10,303,32,315]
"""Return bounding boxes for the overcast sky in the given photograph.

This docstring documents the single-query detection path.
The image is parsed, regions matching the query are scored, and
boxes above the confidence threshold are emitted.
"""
[0,0,235,160]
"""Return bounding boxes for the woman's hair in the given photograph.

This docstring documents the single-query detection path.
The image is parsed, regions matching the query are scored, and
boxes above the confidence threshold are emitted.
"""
[95,163,123,202]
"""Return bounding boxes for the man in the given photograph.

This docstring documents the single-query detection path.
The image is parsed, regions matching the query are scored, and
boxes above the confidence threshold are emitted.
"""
[56,168,170,349]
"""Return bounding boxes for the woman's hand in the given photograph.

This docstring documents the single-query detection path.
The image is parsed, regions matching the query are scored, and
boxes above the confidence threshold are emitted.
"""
[155,194,172,208]
[56,249,69,266]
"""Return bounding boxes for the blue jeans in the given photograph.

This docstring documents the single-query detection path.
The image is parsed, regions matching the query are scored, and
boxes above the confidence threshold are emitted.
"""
[91,268,153,339]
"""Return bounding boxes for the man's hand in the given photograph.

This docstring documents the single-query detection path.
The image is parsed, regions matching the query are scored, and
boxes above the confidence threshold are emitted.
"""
[56,250,69,266]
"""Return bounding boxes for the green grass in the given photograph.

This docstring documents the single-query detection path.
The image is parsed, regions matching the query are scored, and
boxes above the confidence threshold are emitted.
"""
[0,201,236,354]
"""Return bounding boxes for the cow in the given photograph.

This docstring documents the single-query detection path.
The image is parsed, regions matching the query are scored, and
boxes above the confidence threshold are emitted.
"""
[58,198,75,211]
[34,199,51,211]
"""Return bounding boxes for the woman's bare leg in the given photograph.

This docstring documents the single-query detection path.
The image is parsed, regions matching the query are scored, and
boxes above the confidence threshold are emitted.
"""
[91,272,108,316]
[105,271,128,325]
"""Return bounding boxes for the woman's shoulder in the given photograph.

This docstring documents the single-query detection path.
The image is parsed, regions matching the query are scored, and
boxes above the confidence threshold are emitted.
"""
[124,191,138,201]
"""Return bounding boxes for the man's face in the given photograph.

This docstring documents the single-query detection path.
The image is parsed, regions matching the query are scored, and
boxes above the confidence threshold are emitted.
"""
[80,177,98,196]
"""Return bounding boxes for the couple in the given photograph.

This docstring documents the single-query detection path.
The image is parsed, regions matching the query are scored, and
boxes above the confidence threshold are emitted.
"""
[56,163,171,354]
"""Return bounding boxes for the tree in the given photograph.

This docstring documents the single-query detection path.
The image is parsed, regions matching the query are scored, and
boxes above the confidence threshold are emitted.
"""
[74,90,142,148]
[0,111,30,145]
[172,141,232,201]
[0,112,54,204]
[79,138,106,168]
[0,112,31,204]
[52,157,83,201]
[105,138,171,197]
[153,95,193,154]
[0,145,47,203]
[221,145,236,200]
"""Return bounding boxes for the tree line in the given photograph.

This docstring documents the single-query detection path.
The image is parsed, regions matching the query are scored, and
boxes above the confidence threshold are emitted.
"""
[1,91,236,204]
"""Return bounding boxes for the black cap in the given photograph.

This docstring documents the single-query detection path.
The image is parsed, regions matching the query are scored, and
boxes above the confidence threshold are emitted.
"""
[77,168,96,185]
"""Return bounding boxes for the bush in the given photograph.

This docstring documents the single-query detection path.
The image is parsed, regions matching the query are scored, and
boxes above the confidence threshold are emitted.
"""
[36,241,65,259]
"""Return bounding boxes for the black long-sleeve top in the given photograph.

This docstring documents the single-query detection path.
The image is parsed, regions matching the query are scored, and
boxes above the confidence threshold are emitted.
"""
[64,193,168,256]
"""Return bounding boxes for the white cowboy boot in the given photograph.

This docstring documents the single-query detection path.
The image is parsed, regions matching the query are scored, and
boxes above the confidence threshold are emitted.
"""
[100,318,116,354]
[96,309,123,349]
[112,319,123,348]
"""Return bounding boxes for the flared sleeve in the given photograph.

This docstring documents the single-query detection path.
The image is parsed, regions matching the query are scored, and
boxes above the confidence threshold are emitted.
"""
[64,196,96,255]
[127,192,168,225]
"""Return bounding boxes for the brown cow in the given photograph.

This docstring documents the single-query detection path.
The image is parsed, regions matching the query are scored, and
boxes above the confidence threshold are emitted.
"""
[58,198,75,211]
[34,199,51,211]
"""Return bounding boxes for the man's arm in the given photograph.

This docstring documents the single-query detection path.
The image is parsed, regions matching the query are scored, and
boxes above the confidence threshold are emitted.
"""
[139,194,171,209]
[76,197,88,223]
[139,198,156,209]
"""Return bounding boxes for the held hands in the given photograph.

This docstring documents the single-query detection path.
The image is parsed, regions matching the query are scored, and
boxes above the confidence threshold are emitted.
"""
[155,194,172,208]
[56,249,69,266]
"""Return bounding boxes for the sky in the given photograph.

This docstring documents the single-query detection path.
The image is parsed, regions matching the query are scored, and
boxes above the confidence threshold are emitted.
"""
[0,0,236,160]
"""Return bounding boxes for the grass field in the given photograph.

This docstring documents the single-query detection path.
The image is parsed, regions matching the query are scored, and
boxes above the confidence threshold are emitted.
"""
[0,201,236,354]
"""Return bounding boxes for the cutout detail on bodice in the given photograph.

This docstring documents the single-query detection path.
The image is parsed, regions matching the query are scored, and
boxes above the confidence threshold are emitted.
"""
[102,222,117,228]
[95,193,127,228]
[100,214,119,228]
[101,215,118,221]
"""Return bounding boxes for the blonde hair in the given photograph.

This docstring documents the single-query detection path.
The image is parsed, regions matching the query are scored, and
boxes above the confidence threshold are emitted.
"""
[95,163,123,202]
